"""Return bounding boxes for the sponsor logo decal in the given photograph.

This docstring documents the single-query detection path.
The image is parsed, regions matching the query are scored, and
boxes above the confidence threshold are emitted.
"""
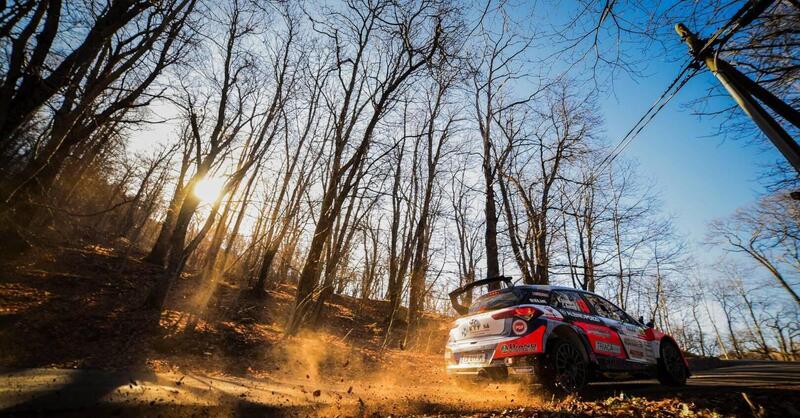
[500,343,538,353]
[567,312,599,322]
[594,341,622,354]
[622,336,645,349]
[469,319,481,332]
[540,306,564,320]
[587,328,612,338]
[512,319,528,335]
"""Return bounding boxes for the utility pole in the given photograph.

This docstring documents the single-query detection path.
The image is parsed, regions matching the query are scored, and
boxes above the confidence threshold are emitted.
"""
[675,6,800,174]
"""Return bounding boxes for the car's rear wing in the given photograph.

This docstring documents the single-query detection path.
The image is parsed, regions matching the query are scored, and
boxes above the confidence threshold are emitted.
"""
[448,276,514,315]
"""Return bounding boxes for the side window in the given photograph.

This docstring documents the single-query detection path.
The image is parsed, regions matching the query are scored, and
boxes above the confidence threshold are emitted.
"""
[551,291,590,313]
[584,294,628,322]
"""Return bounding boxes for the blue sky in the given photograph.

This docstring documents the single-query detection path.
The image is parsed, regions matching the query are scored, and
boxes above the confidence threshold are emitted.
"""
[507,0,790,264]
[602,66,781,250]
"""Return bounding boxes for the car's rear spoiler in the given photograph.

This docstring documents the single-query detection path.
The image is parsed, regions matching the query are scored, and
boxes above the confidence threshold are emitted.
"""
[448,276,514,315]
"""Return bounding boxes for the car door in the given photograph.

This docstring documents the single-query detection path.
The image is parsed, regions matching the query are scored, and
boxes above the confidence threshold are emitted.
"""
[551,290,626,359]
[583,294,654,364]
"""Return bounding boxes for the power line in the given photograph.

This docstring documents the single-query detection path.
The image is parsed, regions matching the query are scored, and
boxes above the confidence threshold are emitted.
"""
[578,0,766,194]
[592,62,697,178]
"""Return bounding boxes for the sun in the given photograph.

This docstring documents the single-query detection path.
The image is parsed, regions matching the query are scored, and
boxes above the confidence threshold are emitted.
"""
[193,176,225,203]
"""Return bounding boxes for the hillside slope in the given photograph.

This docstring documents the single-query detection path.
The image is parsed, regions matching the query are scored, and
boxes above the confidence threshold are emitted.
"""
[0,241,449,375]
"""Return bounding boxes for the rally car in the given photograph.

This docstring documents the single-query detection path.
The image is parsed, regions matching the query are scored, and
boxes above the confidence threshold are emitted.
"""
[445,276,689,394]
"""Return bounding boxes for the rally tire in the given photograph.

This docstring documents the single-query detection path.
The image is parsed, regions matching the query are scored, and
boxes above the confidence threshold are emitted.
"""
[657,340,688,386]
[537,338,588,395]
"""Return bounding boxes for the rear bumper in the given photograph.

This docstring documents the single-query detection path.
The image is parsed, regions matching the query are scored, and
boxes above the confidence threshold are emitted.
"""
[445,326,547,376]
[446,353,543,376]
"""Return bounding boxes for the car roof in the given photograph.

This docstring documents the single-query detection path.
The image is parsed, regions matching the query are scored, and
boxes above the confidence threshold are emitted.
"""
[509,284,594,294]
[472,284,600,300]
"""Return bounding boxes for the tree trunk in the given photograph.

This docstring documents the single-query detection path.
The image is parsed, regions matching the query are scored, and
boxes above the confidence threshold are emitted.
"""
[482,148,500,287]
[690,303,706,357]
[144,184,188,266]
[286,188,336,334]
[741,290,770,358]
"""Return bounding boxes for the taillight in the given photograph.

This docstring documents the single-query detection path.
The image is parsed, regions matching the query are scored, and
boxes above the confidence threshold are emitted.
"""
[491,306,541,321]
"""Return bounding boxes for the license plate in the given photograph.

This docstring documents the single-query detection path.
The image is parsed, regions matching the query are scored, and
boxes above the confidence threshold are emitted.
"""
[460,353,485,364]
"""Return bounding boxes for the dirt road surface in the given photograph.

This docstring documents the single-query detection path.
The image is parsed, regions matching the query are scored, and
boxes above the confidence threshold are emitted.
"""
[1,361,798,417]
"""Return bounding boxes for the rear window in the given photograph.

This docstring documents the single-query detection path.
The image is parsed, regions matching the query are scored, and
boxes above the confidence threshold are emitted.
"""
[469,287,531,314]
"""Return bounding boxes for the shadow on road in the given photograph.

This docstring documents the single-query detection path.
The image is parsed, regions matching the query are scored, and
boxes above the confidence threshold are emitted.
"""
[581,362,800,417]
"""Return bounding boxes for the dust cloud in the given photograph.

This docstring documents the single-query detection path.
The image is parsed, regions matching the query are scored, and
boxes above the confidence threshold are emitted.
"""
[257,331,547,417]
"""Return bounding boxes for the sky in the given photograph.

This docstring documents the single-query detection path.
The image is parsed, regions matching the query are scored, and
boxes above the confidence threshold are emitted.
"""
[520,0,789,267]
[595,51,795,325]
[602,64,780,253]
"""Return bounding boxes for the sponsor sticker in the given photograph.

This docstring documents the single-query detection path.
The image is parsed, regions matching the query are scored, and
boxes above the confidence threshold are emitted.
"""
[587,328,612,338]
[500,343,538,353]
[469,319,481,332]
[568,312,599,322]
[512,319,528,335]
[594,340,622,354]
[540,306,564,319]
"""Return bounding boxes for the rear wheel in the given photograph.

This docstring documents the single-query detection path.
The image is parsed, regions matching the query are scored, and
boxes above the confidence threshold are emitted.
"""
[537,339,588,395]
[657,340,688,386]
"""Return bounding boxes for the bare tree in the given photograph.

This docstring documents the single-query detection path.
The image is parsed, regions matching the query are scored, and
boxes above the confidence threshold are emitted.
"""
[144,0,296,309]
[285,0,455,334]
[450,155,483,306]
[709,191,800,306]
[0,0,158,151]
[470,10,539,288]
[497,84,596,285]
[408,73,458,335]
[1,0,197,233]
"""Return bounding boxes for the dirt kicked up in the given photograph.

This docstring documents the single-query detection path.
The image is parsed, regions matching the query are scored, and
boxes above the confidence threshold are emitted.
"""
[4,333,799,417]
[0,357,691,418]
[1,245,798,417]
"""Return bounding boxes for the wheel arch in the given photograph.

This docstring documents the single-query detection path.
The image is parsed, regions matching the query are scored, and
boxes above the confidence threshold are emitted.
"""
[546,324,592,362]
[659,335,691,373]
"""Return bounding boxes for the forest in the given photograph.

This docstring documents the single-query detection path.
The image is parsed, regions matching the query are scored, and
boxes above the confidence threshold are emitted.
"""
[0,0,798,416]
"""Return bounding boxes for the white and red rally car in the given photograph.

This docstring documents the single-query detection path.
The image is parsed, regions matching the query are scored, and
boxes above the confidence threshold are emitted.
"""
[446,277,690,394]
